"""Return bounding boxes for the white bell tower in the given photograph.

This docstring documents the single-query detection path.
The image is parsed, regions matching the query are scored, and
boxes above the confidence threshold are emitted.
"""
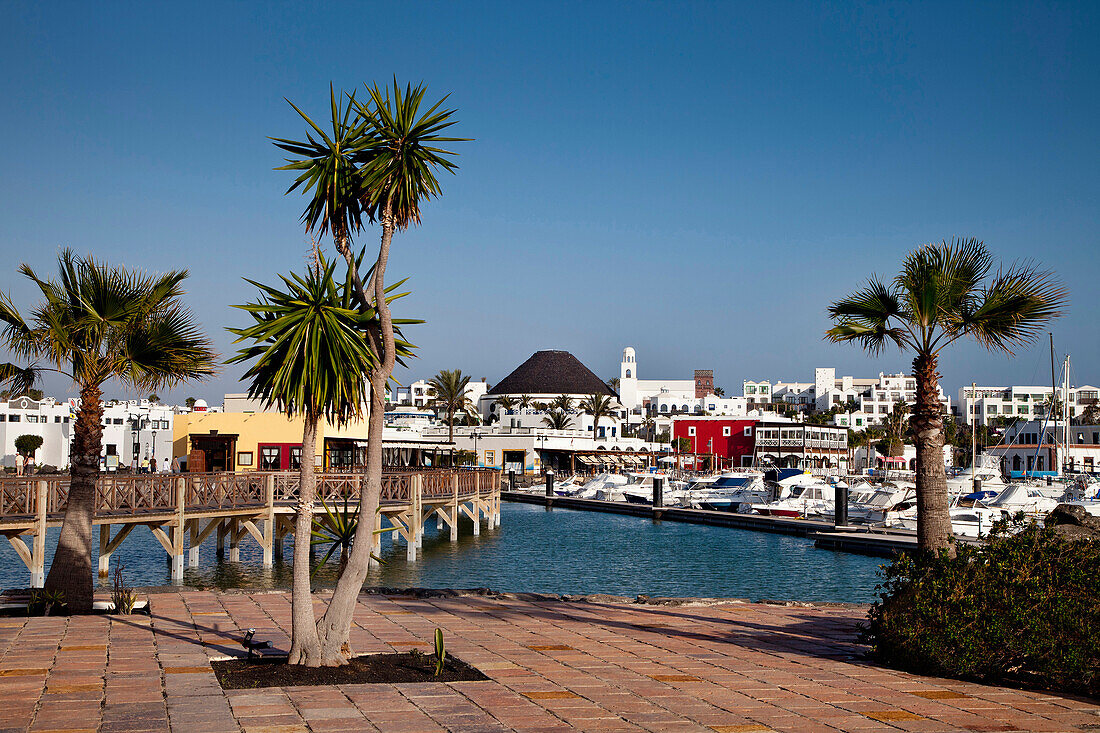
[619,347,639,408]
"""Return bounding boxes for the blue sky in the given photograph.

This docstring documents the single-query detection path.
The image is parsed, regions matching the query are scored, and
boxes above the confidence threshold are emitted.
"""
[1,1,1097,403]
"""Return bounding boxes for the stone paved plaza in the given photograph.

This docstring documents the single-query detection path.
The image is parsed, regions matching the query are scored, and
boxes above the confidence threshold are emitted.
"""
[0,590,1096,732]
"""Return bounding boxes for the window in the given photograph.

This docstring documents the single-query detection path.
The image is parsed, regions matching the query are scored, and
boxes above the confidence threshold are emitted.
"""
[105,444,116,456]
[54,416,61,423]
[260,446,280,470]
[237,451,254,467]
[760,386,768,394]
[688,427,696,436]
[723,426,731,436]
[747,386,756,394]
[625,369,631,378]
[8,414,19,422]
[113,418,123,425]
[289,447,302,470]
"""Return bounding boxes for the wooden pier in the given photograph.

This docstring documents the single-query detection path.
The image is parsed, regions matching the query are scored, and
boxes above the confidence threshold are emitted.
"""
[0,468,501,586]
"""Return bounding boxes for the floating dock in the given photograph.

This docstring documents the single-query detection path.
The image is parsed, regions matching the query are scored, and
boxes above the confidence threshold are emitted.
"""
[503,491,948,557]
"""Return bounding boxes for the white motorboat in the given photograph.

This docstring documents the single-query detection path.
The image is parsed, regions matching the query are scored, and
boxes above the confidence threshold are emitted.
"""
[751,479,834,518]
[684,471,768,513]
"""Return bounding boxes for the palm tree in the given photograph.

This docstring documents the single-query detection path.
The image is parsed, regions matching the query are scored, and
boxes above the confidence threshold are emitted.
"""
[550,394,573,412]
[228,255,412,666]
[518,394,533,411]
[607,377,620,393]
[541,409,574,430]
[0,250,215,611]
[276,80,466,663]
[827,238,1066,552]
[426,369,478,445]
[881,400,910,456]
[580,393,615,442]
[495,395,516,414]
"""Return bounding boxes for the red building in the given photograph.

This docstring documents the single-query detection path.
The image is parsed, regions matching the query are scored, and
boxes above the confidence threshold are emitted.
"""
[671,417,757,469]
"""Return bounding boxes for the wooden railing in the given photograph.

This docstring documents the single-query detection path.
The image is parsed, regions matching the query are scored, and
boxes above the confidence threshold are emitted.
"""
[0,468,501,522]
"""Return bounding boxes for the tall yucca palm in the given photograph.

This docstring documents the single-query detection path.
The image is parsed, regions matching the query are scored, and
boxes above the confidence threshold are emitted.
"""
[276,80,466,663]
[580,393,616,442]
[542,409,574,430]
[0,250,215,611]
[827,238,1066,552]
[426,369,478,445]
[228,254,415,666]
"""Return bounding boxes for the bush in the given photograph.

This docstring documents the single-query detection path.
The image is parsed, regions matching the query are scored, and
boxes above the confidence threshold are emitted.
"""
[865,516,1100,697]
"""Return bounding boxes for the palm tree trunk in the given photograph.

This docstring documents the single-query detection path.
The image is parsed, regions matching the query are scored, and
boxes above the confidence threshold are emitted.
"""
[44,382,102,612]
[317,208,396,664]
[288,411,322,666]
[912,353,954,554]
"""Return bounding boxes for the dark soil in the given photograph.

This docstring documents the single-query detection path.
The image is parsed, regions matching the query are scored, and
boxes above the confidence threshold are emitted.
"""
[212,652,489,689]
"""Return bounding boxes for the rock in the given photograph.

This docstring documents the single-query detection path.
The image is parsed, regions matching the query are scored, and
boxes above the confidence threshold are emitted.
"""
[1053,524,1100,542]
[1047,504,1100,532]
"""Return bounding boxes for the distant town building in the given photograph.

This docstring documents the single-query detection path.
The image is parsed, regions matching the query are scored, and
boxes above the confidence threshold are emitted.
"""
[670,415,849,472]
[100,400,176,471]
[0,396,72,470]
[742,367,950,427]
[956,384,1100,426]
[986,419,1100,476]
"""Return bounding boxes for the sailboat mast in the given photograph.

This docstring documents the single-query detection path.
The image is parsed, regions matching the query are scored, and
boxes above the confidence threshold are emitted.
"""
[972,381,978,491]
[1050,334,1058,475]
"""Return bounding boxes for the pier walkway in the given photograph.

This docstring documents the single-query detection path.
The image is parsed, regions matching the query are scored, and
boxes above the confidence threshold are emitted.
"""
[0,589,1096,732]
[0,468,501,586]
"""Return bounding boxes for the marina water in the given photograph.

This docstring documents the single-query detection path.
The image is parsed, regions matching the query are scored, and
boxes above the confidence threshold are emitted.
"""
[0,502,884,603]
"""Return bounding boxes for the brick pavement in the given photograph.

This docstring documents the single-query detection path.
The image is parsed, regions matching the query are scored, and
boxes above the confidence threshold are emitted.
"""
[0,590,1096,732]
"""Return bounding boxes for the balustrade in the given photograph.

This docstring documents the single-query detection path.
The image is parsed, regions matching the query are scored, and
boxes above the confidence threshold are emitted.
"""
[0,467,501,522]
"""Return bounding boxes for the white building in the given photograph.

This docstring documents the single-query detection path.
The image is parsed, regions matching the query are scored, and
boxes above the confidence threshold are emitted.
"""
[0,396,73,470]
[743,368,950,427]
[100,400,176,471]
[986,419,1100,476]
[388,378,488,412]
[956,384,1100,426]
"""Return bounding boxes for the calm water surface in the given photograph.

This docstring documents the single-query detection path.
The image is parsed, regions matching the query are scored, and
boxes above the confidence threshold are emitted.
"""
[0,503,885,603]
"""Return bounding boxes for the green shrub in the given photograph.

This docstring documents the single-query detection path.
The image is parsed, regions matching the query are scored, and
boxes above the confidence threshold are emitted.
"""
[865,516,1100,697]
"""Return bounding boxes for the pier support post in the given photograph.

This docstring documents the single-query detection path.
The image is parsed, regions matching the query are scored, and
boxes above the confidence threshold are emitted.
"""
[261,475,275,568]
[216,520,226,557]
[508,470,515,491]
[450,474,459,542]
[406,514,417,562]
[188,521,200,567]
[834,481,849,528]
[229,519,240,562]
[653,477,663,509]
[544,470,554,498]
[98,524,111,578]
[171,477,185,582]
[31,481,47,587]
[415,475,424,547]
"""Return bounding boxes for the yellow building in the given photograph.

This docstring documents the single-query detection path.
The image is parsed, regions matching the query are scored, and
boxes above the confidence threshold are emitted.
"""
[173,395,452,472]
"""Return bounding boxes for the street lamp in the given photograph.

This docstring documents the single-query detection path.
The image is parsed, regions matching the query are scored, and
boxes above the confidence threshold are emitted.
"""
[472,430,482,467]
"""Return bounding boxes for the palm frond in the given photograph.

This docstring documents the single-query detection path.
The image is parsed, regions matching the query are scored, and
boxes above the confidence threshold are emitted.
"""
[958,261,1068,353]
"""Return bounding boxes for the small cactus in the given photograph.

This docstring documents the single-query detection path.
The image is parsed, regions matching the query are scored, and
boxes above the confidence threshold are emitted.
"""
[433,628,446,677]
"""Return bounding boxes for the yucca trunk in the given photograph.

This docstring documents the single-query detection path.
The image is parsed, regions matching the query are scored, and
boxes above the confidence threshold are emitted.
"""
[317,210,395,664]
[911,353,954,554]
[288,411,322,666]
[44,383,102,612]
